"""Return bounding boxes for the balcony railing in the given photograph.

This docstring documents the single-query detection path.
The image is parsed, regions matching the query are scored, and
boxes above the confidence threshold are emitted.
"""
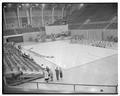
[10,81,117,93]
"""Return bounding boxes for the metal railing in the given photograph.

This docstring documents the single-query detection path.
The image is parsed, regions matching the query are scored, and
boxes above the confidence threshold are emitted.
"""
[23,81,118,93]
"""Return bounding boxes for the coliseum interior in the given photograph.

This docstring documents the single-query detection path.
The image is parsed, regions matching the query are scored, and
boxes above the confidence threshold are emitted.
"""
[2,3,118,94]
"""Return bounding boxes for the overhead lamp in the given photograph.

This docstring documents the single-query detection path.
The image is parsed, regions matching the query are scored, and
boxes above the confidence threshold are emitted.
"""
[42,4,45,8]
[25,4,30,7]
[35,4,39,6]
[68,4,72,7]
[18,5,22,8]
[8,3,12,7]
[22,4,25,6]
[3,6,6,8]
[80,4,84,7]
[78,3,84,9]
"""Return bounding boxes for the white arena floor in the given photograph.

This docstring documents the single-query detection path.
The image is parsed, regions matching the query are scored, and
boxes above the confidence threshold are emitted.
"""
[16,40,118,92]
[23,40,117,69]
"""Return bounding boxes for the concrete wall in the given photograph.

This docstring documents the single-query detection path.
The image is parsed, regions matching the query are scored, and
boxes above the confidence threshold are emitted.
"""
[23,32,43,42]
[4,29,117,43]
[71,29,117,41]
[4,32,44,43]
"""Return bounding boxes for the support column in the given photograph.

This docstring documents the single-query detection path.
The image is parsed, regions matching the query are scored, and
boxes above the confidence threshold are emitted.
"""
[52,7,55,23]
[17,7,20,27]
[26,9,30,25]
[30,7,33,26]
[3,8,7,29]
[42,7,44,26]
[62,7,65,18]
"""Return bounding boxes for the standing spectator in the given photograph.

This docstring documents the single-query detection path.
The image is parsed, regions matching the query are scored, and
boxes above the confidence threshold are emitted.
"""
[49,69,53,81]
[46,66,50,72]
[55,67,59,80]
[59,67,63,80]
[44,69,49,83]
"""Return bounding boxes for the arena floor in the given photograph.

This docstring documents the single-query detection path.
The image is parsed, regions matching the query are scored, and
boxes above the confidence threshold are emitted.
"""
[16,40,118,92]
[23,40,117,69]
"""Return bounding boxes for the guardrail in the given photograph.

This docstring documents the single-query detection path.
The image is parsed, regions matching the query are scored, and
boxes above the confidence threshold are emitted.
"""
[24,81,118,93]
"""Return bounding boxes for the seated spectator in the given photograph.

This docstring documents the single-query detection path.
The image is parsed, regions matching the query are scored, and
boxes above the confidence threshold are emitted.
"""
[41,64,46,70]
[29,56,34,61]
[22,53,28,58]
[18,45,21,50]
[27,54,33,60]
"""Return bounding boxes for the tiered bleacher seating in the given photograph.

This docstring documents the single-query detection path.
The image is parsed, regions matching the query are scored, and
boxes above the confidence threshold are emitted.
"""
[16,27,40,33]
[3,29,16,36]
[69,4,117,24]
[68,23,83,29]
[89,4,117,22]
[107,23,118,29]
[3,57,12,72]
[5,56,15,71]
[23,57,41,72]
[12,54,28,71]
[15,54,34,71]
[3,27,44,36]
[67,4,117,30]
[80,22,109,29]
[69,21,117,30]
[3,42,44,85]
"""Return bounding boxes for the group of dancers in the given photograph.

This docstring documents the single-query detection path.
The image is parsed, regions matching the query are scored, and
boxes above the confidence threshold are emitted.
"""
[43,65,63,83]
